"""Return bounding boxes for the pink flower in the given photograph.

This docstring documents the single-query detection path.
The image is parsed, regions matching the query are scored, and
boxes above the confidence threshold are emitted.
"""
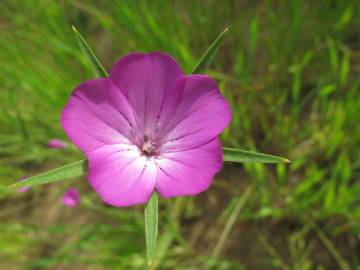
[16,186,31,193]
[47,139,68,149]
[16,177,31,193]
[62,188,80,208]
[61,52,231,207]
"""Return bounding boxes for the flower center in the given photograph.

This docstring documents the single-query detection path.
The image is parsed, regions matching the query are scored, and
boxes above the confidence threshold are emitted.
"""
[140,138,156,156]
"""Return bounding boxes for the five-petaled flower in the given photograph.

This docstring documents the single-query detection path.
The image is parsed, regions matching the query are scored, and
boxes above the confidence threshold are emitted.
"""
[61,52,231,207]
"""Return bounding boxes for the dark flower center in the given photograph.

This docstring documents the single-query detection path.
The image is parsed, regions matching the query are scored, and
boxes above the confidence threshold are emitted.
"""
[140,136,157,157]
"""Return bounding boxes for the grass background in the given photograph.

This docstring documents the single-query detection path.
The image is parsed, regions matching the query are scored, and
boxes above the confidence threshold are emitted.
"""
[0,0,359,269]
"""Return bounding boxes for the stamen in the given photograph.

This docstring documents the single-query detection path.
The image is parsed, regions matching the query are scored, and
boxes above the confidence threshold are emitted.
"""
[140,137,156,156]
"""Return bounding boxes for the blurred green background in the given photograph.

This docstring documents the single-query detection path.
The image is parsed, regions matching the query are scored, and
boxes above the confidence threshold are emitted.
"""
[0,1,359,269]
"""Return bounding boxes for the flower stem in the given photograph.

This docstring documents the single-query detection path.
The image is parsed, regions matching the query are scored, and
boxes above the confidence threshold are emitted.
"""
[145,192,159,266]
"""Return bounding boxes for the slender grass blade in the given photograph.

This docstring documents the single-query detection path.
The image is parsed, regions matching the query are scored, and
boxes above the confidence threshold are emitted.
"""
[72,25,108,77]
[222,147,290,163]
[191,27,228,74]
[9,160,87,189]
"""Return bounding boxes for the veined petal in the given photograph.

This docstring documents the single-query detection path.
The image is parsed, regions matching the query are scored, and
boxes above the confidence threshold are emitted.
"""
[109,52,184,137]
[155,138,222,197]
[88,145,157,207]
[61,78,137,154]
[158,75,231,152]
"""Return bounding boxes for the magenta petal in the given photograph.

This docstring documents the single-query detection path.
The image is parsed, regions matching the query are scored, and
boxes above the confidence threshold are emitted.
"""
[109,52,184,136]
[158,75,232,151]
[155,138,222,197]
[87,145,157,207]
[47,139,68,149]
[16,177,31,193]
[62,188,80,208]
[61,78,136,154]
[16,186,31,193]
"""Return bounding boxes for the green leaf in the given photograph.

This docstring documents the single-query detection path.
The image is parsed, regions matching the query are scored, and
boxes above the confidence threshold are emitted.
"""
[72,25,108,77]
[191,27,228,74]
[144,192,158,266]
[8,148,289,189]
[9,160,87,189]
[222,147,290,163]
